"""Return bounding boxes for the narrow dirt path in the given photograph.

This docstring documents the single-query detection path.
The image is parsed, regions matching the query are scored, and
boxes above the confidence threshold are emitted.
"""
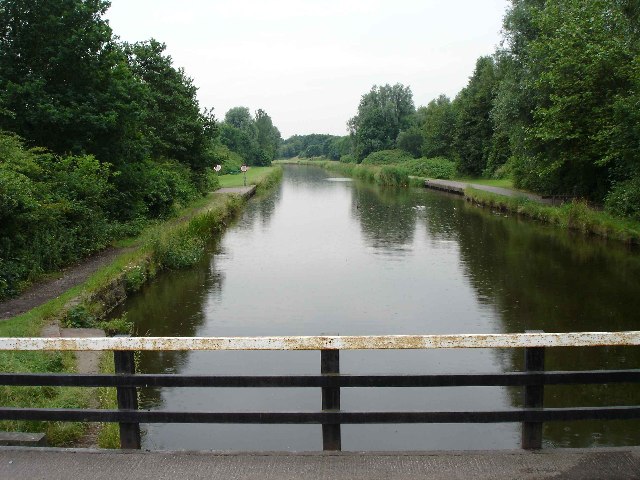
[0,247,129,320]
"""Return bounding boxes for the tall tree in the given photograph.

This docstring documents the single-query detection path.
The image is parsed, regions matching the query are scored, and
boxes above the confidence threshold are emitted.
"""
[418,94,456,159]
[0,0,141,164]
[254,109,281,165]
[496,0,640,198]
[454,56,500,176]
[123,39,215,170]
[348,83,415,161]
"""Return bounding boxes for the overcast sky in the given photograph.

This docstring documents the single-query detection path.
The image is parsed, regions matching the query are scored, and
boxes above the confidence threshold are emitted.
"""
[105,0,510,139]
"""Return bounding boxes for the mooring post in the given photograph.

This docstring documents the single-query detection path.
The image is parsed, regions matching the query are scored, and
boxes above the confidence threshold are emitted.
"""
[321,347,341,451]
[522,330,545,450]
[113,335,141,450]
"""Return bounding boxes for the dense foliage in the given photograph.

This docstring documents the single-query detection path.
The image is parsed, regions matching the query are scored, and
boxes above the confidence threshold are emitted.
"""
[334,0,640,220]
[0,0,280,299]
[348,84,415,161]
[278,134,350,160]
[219,107,281,166]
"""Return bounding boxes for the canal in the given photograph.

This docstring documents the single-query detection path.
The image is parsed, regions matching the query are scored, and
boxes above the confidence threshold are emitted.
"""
[113,164,640,451]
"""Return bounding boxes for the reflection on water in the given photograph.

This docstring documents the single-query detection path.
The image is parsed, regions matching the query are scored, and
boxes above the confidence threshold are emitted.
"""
[113,165,640,451]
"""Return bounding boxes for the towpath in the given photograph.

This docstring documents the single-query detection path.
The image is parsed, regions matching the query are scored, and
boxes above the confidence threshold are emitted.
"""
[1,447,638,480]
[424,179,551,203]
[0,186,256,320]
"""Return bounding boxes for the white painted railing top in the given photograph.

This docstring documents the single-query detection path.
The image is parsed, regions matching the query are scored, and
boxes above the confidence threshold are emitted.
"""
[0,332,639,351]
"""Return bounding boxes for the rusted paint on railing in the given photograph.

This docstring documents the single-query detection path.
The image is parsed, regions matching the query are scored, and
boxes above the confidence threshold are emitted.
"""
[0,331,639,351]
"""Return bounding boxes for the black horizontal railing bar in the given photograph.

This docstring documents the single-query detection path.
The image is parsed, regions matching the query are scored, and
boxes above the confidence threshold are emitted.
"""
[1,370,639,388]
[0,406,639,424]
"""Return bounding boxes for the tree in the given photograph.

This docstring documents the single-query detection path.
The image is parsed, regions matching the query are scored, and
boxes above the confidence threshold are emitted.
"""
[418,95,456,159]
[396,124,423,158]
[0,0,142,164]
[123,39,215,171]
[496,0,640,198]
[254,109,281,165]
[454,57,500,176]
[348,84,415,161]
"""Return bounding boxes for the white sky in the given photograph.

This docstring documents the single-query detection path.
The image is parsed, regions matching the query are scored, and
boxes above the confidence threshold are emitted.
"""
[105,0,510,139]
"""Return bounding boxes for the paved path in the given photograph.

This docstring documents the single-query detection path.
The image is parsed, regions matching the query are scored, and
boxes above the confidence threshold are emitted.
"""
[425,179,550,203]
[215,185,257,197]
[1,447,638,480]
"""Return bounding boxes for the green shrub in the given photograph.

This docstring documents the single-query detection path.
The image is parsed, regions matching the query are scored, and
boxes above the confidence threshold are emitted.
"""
[605,177,640,222]
[399,157,457,179]
[339,154,357,164]
[62,305,96,328]
[361,149,413,165]
[97,315,133,335]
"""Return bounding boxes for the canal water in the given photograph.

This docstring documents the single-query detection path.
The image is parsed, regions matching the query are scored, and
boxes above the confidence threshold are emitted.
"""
[113,165,640,451]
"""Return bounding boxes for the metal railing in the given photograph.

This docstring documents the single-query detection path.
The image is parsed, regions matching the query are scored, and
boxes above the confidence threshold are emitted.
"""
[1,331,639,451]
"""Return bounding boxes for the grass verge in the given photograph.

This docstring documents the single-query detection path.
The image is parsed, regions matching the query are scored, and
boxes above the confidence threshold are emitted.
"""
[465,187,640,244]
[218,166,282,190]
[0,166,283,447]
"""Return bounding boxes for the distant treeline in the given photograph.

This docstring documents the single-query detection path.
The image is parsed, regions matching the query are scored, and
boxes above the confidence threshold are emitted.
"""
[0,0,281,299]
[285,0,640,222]
[278,134,350,160]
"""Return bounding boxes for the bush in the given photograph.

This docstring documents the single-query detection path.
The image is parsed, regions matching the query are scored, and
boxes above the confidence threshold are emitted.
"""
[361,149,413,165]
[339,154,357,164]
[605,177,640,221]
[399,157,457,179]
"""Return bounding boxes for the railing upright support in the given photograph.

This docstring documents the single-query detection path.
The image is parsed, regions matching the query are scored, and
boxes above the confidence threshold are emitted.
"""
[522,330,545,450]
[321,348,341,451]
[114,338,141,450]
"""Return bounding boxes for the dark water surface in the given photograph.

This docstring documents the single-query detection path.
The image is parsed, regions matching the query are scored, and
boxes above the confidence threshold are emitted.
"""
[114,165,640,451]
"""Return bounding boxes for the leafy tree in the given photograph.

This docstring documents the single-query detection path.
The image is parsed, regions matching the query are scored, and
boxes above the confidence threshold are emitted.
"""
[496,0,640,198]
[123,39,215,171]
[0,0,142,164]
[302,144,323,157]
[220,107,282,165]
[396,126,424,158]
[454,57,500,176]
[417,95,456,159]
[254,109,281,165]
[348,84,415,161]
[325,136,351,160]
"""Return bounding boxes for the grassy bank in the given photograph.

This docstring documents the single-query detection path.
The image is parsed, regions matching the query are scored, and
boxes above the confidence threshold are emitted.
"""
[218,166,282,191]
[465,187,640,244]
[0,166,282,446]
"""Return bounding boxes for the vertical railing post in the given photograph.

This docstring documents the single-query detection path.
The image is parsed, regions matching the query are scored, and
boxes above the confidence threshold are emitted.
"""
[522,330,545,450]
[321,347,341,451]
[113,336,141,450]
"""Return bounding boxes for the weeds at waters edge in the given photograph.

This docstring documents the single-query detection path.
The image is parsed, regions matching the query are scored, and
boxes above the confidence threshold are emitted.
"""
[0,167,283,447]
[465,187,640,244]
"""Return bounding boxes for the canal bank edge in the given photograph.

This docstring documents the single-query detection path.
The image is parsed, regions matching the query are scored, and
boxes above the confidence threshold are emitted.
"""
[464,187,640,245]
[0,166,283,448]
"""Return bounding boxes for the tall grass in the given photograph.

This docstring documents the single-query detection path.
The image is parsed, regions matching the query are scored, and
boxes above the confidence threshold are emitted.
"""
[466,187,640,244]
